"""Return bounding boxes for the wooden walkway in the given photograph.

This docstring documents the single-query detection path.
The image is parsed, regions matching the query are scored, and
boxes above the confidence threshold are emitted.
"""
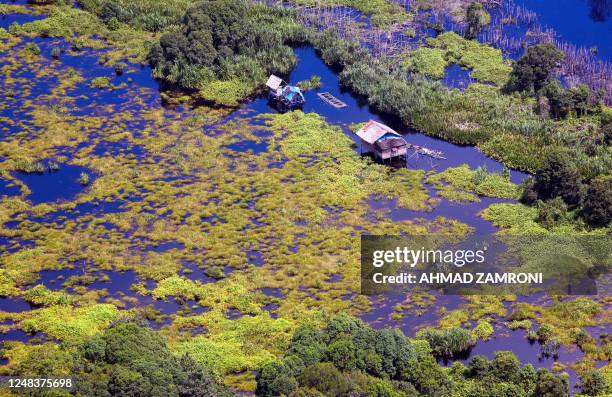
[317,92,348,109]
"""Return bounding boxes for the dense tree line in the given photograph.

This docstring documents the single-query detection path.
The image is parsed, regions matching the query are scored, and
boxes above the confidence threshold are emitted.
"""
[14,321,234,397]
[522,151,612,227]
[256,314,570,397]
[147,0,303,93]
[504,43,604,119]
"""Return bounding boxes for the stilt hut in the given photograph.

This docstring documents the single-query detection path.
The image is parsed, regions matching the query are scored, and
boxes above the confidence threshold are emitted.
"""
[266,74,305,111]
[356,120,407,161]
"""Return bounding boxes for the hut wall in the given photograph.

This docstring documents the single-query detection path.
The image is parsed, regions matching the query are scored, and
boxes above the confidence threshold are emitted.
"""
[376,146,407,160]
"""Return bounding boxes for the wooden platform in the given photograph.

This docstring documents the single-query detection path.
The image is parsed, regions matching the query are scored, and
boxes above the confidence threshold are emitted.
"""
[317,92,348,108]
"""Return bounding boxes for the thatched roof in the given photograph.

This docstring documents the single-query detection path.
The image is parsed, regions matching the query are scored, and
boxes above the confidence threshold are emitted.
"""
[356,120,402,144]
[266,75,284,91]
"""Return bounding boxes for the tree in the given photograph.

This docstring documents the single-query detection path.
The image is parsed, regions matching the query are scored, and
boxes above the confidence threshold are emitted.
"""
[568,84,592,117]
[401,354,454,397]
[298,362,352,396]
[504,44,565,94]
[325,339,358,371]
[580,177,612,227]
[287,325,328,366]
[256,360,299,397]
[532,152,584,209]
[540,80,572,119]
[490,351,521,383]
[467,355,490,378]
[74,323,233,397]
[536,197,569,229]
[465,2,491,39]
[533,369,568,397]
[579,370,607,396]
[175,354,221,397]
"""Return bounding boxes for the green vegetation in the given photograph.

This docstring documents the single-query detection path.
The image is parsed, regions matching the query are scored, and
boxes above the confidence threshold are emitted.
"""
[0,1,610,394]
[297,75,322,91]
[6,322,234,396]
[404,47,447,80]
[521,152,612,228]
[292,0,410,27]
[91,76,111,89]
[427,164,520,202]
[147,0,304,105]
[504,43,565,95]
[465,2,491,39]
[416,327,475,357]
[426,32,511,86]
[256,315,569,397]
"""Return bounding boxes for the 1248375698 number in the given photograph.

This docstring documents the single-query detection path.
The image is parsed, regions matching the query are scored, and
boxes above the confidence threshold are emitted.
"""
[4,378,73,389]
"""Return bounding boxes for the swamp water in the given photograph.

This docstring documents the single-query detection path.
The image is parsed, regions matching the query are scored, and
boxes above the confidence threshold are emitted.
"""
[0,7,603,392]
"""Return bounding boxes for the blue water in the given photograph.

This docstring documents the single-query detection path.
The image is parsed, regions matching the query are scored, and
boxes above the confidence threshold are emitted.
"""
[14,163,93,205]
[0,177,20,197]
[515,0,612,61]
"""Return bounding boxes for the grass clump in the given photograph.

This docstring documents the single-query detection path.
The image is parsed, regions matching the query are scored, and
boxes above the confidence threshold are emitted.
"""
[427,164,520,202]
[91,77,111,89]
[22,285,73,306]
[404,47,447,79]
[416,327,475,357]
[296,75,322,91]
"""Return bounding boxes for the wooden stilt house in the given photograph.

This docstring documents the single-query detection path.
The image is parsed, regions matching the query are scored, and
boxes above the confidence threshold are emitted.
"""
[266,74,305,111]
[356,120,407,161]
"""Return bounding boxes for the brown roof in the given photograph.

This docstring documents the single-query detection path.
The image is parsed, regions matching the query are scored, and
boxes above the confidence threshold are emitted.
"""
[356,120,401,144]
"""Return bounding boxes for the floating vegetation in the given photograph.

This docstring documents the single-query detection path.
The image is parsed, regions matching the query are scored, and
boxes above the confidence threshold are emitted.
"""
[90,76,111,89]
[78,172,89,186]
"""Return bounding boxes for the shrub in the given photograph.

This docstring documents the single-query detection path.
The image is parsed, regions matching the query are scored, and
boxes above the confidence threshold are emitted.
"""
[536,197,570,229]
[580,176,612,227]
[465,2,491,39]
[416,327,475,357]
[531,152,584,209]
[579,370,608,396]
[91,76,111,89]
[79,172,90,186]
[533,368,568,397]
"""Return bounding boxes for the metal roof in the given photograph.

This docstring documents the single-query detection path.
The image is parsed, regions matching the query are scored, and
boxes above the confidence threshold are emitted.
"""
[356,120,402,144]
[266,75,284,91]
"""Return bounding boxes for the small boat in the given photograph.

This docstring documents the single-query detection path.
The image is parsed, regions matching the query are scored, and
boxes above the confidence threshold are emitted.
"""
[266,75,305,111]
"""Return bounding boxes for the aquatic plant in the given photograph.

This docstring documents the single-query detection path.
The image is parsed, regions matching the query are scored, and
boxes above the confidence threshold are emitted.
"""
[114,62,127,75]
[78,172,90,186]
[14,159,45,174]
[416,327,475,357]
[91,76,111,89]
[50,46,61,59]
[296,75,322,91]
